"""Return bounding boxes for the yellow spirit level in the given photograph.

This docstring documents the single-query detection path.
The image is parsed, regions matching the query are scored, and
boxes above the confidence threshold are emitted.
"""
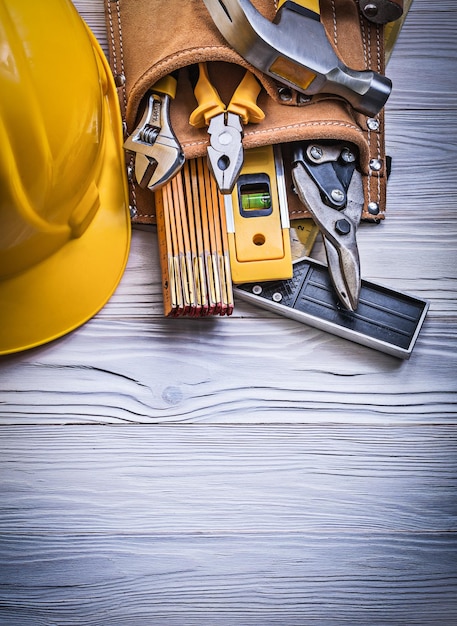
[224,145,292,283]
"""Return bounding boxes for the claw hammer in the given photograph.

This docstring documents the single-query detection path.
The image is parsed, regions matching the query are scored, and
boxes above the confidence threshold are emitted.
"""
[203,0,392,117]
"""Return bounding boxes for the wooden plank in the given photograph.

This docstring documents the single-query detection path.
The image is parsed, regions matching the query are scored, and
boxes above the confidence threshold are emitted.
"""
[1,425,456,534]
[0,3,454,626]
[0,533,456,625]
[0,316,455,425]
[385,113,457,201]
[73,0,108,54]
[387,8,457,111]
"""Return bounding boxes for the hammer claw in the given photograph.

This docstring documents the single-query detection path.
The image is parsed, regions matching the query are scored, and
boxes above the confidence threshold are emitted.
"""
[203,0,391,116]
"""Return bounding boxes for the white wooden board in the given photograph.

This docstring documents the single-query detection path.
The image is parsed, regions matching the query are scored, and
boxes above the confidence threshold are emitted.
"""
[0,0,456,623]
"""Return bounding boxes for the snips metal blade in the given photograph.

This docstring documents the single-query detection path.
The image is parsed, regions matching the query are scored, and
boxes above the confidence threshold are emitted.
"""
[292,152,364,311]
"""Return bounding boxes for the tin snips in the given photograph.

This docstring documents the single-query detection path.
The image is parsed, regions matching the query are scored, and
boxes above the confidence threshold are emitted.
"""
[292,142,364,311]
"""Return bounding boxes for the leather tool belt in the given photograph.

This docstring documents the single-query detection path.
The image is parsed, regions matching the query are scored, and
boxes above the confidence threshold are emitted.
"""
[104,0,391,225]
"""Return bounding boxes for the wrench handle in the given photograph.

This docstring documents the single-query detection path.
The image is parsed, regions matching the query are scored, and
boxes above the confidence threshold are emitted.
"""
[152,72,178,99]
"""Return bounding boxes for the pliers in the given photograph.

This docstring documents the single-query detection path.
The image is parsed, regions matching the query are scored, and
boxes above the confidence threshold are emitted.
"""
[189,62,264,193]
[292,142,364,311]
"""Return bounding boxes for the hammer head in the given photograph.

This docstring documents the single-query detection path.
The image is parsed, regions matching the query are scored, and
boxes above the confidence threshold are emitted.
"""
[203,0,391,116]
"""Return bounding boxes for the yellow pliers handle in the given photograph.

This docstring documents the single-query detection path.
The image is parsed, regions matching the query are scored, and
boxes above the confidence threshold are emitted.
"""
[189,63,225,128]
[189,62,264,128]
[227,70,264,125]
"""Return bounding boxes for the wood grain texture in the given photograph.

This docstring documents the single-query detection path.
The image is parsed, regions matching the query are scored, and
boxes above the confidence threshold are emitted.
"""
[0,0,456,624]
[1,534,456,626]
[1,425,456,534]
[0,314,455,425]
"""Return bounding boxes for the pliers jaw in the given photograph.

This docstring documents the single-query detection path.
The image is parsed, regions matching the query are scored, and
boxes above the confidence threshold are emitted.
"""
[189,63,264,194]
[207,111,244,194]
[292,143,364,311]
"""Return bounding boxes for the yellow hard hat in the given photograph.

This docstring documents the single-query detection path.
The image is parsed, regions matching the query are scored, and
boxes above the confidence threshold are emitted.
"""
[0,0,131,355]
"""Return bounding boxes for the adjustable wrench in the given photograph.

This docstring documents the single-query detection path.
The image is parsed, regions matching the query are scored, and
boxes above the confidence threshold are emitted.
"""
[203,0,392,117]
[124,73,184,191]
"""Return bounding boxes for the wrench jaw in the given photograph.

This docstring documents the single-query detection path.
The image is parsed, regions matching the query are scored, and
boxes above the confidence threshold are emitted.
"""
[134,139,185,191]
[207,112,244,194]
[292,159,364,312]
[124,93,185,191]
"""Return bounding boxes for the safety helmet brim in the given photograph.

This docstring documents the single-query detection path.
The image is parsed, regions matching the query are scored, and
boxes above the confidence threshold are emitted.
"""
[0,186,130,356]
